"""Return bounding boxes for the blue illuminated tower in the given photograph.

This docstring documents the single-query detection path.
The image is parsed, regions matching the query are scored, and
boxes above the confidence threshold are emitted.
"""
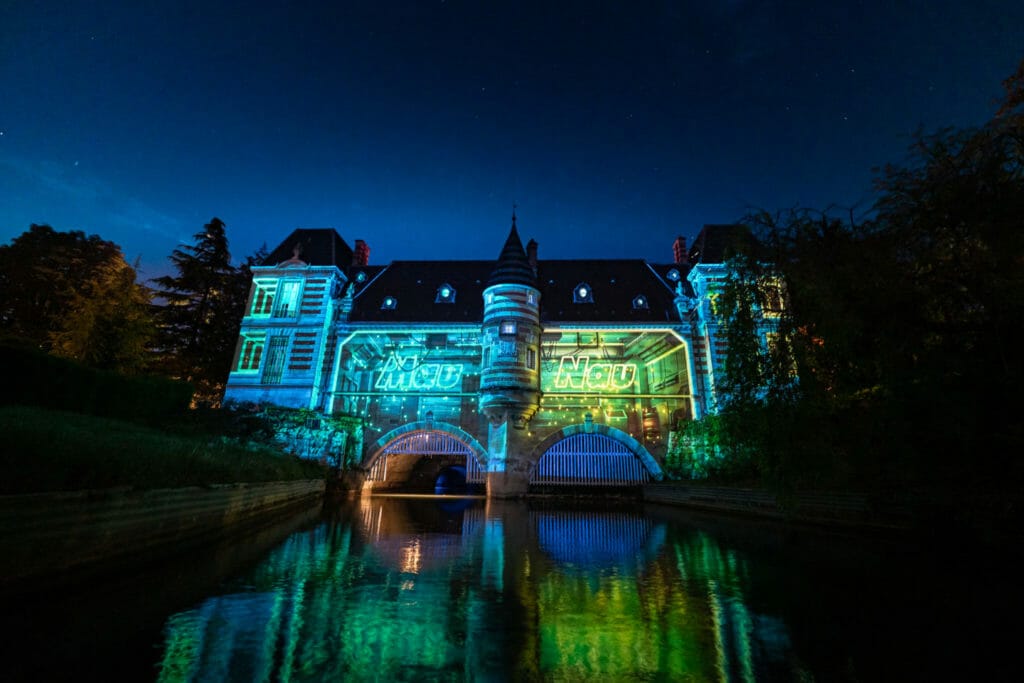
[480,214,542,496]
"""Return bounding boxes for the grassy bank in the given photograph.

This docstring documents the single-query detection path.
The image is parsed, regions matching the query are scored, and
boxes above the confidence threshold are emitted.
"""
[1,406,326,494]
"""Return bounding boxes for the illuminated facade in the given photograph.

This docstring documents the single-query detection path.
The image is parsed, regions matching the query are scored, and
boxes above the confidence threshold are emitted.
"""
[224,220,774,495]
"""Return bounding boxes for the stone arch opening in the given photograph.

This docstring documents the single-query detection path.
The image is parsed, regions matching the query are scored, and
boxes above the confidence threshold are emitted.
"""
[528,423,662,489]
[363,421,488,494]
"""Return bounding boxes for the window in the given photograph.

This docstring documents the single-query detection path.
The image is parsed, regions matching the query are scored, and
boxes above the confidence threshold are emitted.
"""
[435,283,456,303]
[527,292,536,305]
[763,281,785,317]
[573,282,594,304]
[667,269,681,282]
[708,292,722,317]
[526,347,537,369]
[381,296,397,310]
[250,281,275,317]
[261,336,289,384]
[632,294,649,310]
[237,332,266,371]
[500,320,517,337]
[272,280,301,318]
[354,270,367,283]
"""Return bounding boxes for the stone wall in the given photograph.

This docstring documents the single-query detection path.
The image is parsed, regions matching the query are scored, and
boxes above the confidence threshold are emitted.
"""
[0,479,324,593]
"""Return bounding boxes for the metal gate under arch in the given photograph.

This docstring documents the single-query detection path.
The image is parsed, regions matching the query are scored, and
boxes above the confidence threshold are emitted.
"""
[530,433,651,486]
[367,430,486,483]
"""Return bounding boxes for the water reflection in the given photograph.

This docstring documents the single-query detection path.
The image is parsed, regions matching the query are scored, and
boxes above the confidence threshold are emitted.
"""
[156,497,811,681]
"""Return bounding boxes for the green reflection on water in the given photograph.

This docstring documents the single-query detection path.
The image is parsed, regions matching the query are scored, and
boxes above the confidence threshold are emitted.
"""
[156,498,797,681]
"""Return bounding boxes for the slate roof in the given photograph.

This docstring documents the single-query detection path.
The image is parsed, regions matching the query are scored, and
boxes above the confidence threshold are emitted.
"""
[536,260,683,323]
[687,224,757,264]
[348,261,495,323]
[488,224,536,287]
[348,258,686,324]
[262,228,353,268]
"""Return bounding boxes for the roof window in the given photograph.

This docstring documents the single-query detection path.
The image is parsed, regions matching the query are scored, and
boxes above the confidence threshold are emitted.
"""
[632,295,649,310]
[573,282,594,304]
[381,296,397,310]
[435,283,456,303]
[667,269,681,282]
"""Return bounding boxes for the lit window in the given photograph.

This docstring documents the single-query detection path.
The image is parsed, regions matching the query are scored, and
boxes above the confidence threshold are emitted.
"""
[355,271,367,283]
[632,294,649,310]
[527,292,536,305]
[381,296,397,310]
[272,280,301,318]
[526,347,537,369]
[667,269,680,282]
[573,282,594,303]
[435,283,456,303]
[236,332,266,371]
[500,321,517,337]
[763,281,785,316]
[708,292,721,317]
[250,281,275,317]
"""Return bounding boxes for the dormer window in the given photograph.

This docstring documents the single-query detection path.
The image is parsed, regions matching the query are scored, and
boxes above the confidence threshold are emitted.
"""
[632,294,649,310]
[381,296,397,310]
[573,282,594,304]
[667,269,681,282]
[435,283,456,303]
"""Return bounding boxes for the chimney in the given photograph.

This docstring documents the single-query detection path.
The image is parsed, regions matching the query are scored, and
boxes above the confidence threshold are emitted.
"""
[672,235,688,265]
[526,238,538,271]
[353,239,370,266]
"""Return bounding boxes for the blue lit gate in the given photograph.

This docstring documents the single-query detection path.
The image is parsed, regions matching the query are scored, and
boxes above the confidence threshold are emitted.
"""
[366,430,486,484]
[530,433,651,486]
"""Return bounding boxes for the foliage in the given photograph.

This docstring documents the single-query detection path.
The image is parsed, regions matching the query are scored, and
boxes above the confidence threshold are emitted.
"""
[678,60,1024,503]
[0,224,155,373]
[152,218,251,404]
[0,341,192,420]
[219,401,365,470]
[0,405,326,494]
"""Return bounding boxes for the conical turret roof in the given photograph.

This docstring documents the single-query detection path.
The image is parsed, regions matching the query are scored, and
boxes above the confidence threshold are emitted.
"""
[487,216,537,287]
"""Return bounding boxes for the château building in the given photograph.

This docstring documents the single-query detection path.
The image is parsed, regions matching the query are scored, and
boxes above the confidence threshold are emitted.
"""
[224,217,778,496]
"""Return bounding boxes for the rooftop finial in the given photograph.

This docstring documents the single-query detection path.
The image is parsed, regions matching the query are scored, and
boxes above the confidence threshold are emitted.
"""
[512,202,517,227]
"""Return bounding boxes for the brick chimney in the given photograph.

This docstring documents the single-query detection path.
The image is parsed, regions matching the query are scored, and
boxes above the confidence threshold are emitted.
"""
[353,239,370,266]
[672,235,688,265]
[526,238,538,271]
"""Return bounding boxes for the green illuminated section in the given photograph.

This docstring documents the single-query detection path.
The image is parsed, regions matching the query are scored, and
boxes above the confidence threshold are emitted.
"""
[334,329,484,441]
[534,329,694,452]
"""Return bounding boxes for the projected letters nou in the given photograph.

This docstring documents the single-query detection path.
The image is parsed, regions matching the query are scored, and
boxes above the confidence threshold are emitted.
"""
[553,356,637,392]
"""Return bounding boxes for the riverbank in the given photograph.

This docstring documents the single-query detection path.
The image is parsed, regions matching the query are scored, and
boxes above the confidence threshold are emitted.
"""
[0,479,325,596]
[1,405,325,493]
[643,481,1023,542]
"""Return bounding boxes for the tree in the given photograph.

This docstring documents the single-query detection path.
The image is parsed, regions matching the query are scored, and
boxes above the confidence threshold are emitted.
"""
[152,217,243,404]
[49,256,154,374]
[703,58,1024,497]
[0,225,124,347]
[0,224,155,373]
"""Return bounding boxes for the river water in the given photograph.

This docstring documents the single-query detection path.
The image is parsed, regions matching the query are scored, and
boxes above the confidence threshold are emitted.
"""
[4,495,1018,681]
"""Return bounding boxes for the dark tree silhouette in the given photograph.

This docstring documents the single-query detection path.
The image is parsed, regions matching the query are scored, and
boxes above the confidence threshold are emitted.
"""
[152,218,242,404]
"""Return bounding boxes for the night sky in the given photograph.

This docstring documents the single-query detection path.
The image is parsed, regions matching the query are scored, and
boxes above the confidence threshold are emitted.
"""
[2,1,1022,277]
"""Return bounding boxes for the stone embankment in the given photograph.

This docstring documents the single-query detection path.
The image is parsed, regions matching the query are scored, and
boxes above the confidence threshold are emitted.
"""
[643,482,894,528]
[1,479,324,594]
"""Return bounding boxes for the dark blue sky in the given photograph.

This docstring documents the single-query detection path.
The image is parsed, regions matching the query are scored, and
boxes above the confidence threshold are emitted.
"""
[2,1,1022,277]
